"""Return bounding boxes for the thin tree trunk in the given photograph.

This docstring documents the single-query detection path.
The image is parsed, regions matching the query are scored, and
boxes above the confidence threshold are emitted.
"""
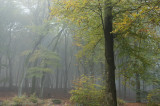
[118,74,121,97]
[31,60,38,94]
[3,61,8,87]
[64,33,68,90]
[18,61,25,96]
[136,73,141,102]
[16,60,21,87]
[7,26,14,89]
[25,78,28,92]
[77,62,81,79]
[59,71,62,89]
[56,67,59,89]
[124,79,127,99]
[143,80,145,91]
[80,60,88,75]
[89,54,95,77]
[31,76,36,94]
[8,57,13,88]
[129,79,131,96]
[104,0,117,105]
[40,72,46,98]
[0,57,1,87]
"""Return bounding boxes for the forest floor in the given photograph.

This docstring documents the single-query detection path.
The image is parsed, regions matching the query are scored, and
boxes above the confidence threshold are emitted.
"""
[125,103,147,106]
[0,91,148,106]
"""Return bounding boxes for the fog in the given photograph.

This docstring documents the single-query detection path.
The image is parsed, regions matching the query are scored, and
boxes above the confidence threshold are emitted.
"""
[0,0,159,105]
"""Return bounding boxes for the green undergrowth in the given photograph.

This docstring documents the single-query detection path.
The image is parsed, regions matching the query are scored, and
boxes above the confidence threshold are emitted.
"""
[70,75,126,106]
[2,93,43,106]
[147,88,160,106]
[52,99,62,104]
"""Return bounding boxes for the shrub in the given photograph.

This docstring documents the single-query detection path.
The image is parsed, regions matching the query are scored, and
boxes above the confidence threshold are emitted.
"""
[2,94,42,106]
[52,99,62,104]
[29,93,38,103]
[147,88,160,106]
[12,95,26,106]
[2,95,29,106]
[39,100,45,105]
[70,75,104,106]
[117,98,125,106]
[2,100,10,106]
[70,75,126,106]
[147,103,159,106]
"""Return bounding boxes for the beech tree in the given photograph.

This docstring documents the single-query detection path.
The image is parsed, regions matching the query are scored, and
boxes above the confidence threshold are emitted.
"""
[0,0,159,105]
[50,0,160,105]
[103,0,117,105]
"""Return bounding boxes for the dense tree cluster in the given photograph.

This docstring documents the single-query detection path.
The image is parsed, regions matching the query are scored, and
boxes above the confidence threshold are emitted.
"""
[0,0,159,105]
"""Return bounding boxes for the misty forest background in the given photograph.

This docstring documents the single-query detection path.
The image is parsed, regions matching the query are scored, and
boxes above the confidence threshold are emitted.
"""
[0,0,160,105]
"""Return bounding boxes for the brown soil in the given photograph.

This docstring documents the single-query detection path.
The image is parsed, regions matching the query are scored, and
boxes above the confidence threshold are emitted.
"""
[0,91,16,101]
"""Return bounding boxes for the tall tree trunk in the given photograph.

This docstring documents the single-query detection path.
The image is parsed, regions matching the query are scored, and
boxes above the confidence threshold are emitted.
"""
[40,63,48,98]
[136,73,141,102]
[77,62,81,79]
[56,67,59,89]
[59,71,63,89]
[18,61,25,96]
[31,60,38,94]
[40,72,46,98]
[8,57,13,88]
[143,80,145,91]
[3,67,8,87]
[118,74,121,97]
[8,28,13,89]
[124,79,127,99]
[0,57,1,87]
[89,54,95,77]
[64,33,68,90]
[104,0,117,105]
[25,78,28,92]
[16,60,22,87]
[31,76,36,94]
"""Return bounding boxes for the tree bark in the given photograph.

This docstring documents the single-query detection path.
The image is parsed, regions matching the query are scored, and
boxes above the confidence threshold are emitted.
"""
[104,0,117,105]
[124,79,127,99]
[8,53,13,89]
[64,33,68,90]
[136,73,141,102]
[0,57,2,75]
[40,72,46,98]
[8,27,13,89]
[56,67,59,89]
[31,76,36,94]
[118,74,121,97]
